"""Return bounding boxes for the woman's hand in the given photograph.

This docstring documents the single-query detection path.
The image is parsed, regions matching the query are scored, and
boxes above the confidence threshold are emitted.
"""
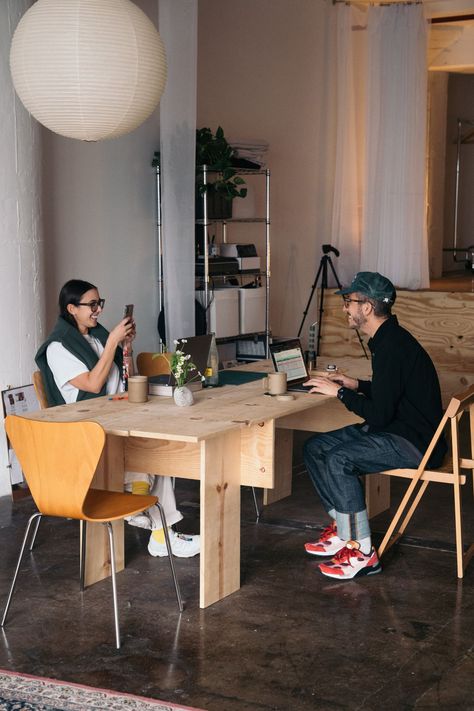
[124,318,136,345]
[108,317,135,347]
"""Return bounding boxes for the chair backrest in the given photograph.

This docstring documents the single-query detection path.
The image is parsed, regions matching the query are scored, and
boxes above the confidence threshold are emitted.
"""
[446,385,474,472]
[32,370,49,409]
[445,384,474,420]
[4,416,105,519]
[136,351,171,377]
[414,384,474,472]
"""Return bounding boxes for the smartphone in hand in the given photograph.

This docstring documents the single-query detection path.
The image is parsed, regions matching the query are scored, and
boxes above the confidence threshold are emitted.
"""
[123,304,134,321]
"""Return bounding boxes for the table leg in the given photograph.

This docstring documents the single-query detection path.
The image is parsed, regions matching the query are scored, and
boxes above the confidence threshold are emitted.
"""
[84,435,125,587]
[365,473,391,519]
[199,429,241,608]
[263,428,293,505]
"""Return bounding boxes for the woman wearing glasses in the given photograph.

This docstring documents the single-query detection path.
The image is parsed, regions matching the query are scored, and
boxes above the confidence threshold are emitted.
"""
[35,279,200,559]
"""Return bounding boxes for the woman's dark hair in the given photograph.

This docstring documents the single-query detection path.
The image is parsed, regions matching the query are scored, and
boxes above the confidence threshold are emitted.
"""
[59,279,97,329]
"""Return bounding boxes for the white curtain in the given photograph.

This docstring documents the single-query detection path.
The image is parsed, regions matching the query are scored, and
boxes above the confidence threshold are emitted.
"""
[329,2,430,289]
[329,4,366,284]
[159,0,197,348]
[361,4,429,288]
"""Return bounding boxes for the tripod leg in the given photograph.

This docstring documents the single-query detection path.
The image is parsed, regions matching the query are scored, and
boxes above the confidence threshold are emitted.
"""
[297,260,324,338]
[327,256,343,290]
[316,259,329,357]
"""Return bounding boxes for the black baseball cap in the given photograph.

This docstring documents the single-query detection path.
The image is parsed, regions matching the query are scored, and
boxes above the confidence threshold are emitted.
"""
[335,271,396,304]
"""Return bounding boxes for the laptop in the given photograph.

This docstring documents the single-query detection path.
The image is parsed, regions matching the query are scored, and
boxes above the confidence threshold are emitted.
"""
[269,338,311,392]
[175,334,212,383]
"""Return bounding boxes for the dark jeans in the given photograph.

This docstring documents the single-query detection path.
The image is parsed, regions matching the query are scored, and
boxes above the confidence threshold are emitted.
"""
[303,425,422,541]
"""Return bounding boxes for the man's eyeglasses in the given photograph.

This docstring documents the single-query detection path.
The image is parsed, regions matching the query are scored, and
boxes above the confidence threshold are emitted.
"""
[76,299,105,312]
[342,297,368,306]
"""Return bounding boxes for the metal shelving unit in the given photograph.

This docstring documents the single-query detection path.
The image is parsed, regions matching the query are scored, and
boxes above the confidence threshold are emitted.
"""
[196,166,271,358]
[155,165,271,358]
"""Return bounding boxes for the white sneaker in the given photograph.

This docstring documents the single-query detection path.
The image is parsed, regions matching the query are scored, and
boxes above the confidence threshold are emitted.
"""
[148,530,200,558]
[125,503,168,531]
[125,512,152,530]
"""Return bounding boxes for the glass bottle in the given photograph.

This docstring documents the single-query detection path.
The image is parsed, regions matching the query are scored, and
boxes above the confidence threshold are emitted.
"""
[205,333,219,387]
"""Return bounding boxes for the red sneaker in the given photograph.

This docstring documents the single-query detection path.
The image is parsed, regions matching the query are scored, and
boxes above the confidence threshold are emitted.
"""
[305,522,346,557]
[318,541,382,580]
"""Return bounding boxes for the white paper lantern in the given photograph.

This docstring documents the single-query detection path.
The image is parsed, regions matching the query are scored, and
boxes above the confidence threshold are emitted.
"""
[10,0,167,141]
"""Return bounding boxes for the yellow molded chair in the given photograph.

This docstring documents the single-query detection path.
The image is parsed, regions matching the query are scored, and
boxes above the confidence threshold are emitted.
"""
[136,351,172,377]
[2,416,183,649]
[32,370,49,409]
[378,385,474,578]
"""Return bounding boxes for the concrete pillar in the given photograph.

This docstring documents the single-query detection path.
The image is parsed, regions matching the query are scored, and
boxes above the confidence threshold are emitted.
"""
[0,1,44,497]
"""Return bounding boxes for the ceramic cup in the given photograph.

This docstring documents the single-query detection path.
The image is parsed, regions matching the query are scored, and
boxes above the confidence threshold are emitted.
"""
[127,375,148,403]
[262,372,287,396]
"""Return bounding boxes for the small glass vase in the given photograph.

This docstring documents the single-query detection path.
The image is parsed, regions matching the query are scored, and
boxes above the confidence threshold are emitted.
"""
[173,385,194,407]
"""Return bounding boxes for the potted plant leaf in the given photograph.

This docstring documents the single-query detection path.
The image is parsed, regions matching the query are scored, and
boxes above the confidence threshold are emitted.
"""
[196,126,247,219]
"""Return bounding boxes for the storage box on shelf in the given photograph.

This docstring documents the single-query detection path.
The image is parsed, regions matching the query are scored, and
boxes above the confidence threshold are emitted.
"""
[196,288,239,339]
[239,287,266,334]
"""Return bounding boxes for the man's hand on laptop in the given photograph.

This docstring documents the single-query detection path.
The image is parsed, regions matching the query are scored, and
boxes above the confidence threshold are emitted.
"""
[305,376,339,396]
[305,372,358,396]
[326,373,358,390]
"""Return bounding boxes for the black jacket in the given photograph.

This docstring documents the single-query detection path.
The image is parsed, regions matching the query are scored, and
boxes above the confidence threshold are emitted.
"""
[340,315,446,466]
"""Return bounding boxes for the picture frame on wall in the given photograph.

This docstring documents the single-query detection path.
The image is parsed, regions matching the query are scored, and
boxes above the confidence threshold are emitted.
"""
[2,384,39,486]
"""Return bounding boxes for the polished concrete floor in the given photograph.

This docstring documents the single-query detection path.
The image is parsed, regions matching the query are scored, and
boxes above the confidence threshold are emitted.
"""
[0,434,473,711]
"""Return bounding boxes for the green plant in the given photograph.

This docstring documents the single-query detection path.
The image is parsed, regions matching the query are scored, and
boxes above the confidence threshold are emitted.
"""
[196,126,247,201]
[153,340,205,388]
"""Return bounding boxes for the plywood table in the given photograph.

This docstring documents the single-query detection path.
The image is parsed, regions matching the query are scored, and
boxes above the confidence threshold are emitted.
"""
[24,356,373,608]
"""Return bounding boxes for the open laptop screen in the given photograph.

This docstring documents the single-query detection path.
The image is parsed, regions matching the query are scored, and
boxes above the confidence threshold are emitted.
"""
[270,338,309,386]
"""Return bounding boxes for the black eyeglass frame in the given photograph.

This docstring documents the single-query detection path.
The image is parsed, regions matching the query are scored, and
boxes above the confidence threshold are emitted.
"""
[342,297,369,306]
[75,298,105,312]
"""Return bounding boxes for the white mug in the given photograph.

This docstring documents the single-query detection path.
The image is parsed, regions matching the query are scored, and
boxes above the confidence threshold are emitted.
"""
[263,372,287,395]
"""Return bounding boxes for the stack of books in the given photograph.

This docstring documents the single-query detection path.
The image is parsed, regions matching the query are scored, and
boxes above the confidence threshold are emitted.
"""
[148,375,203,397]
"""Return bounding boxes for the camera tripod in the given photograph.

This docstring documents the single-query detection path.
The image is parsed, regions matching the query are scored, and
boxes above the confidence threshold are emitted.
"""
[297,244,368,359]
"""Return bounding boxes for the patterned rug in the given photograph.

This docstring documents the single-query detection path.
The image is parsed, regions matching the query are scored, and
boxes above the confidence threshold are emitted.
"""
[0,669,205,711]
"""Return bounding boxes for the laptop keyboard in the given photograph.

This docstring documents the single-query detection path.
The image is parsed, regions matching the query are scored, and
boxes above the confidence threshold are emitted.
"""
[287,382,311,392]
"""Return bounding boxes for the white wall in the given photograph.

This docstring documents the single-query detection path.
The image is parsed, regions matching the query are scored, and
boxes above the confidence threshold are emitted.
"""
[42,115,161,355]
[0,0,43,498]
[42,0,162,356]
[197,0,336,344]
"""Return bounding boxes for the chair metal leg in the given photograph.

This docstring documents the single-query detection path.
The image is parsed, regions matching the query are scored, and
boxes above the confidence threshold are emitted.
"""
[251,487,261,522]
[79,520,87,591]
[104,522,121,650]
[155,502,184,612]
[2,512,42,627]
[29,514,42,551]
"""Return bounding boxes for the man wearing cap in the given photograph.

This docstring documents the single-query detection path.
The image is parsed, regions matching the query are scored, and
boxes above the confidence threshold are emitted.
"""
[303,271,446,580]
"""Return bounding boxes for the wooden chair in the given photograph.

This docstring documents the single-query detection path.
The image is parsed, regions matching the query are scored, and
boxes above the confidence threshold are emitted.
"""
[2,416,183,649]
[378,385,474,578]
[136,351,172,377]
[32,370,49,409]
